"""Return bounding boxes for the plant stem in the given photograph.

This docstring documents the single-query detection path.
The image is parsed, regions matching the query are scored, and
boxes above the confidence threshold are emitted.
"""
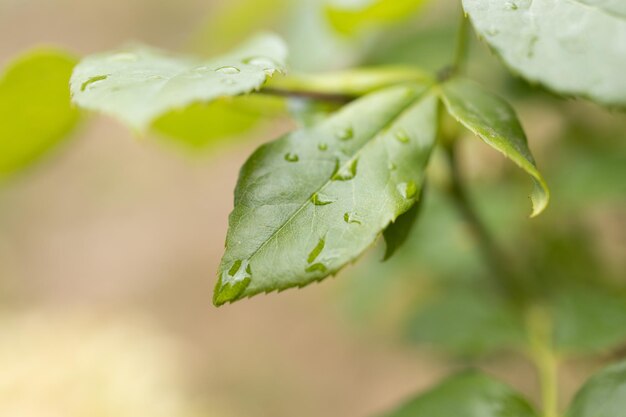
[259,87,356,104]
[453,9,470,76]
[527,307,560,417]
[443,142,523,303]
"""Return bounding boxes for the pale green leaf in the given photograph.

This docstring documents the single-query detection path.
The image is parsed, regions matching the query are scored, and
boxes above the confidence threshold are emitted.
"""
[70,33,287,130]
[462,0,626,107]
[566,360,626,417]
[379,371,538,417]
[0,48,80,180]
[214,84,438,306]
[440,78,549,217]
[326,0,429,35]
[153,95,286,149]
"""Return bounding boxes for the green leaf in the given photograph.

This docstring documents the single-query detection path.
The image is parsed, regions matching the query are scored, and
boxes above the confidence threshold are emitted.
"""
[214,84,438,306]
[152,95,286,149]
[440,78,549,217]
[407,287,526,356]
[566,360,626,417]
[383,186,424,261]
[326,0,428,35]
[0,48,80,180]
[379,371,538,417]
[462,0,626,107]
[554,286,626,354]
[70,33,287,130]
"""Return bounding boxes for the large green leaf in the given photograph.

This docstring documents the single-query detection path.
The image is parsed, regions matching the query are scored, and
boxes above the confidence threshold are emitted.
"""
[326,0,429,35]
[214,84,438,306]
[440,78,549,217]
[407,287,526,356]
[0,48,80,180]
[554,286,626,355]
[462,0,626,107]
[70,33,287,130]
[379,371,538,417]
[566,360,626,417]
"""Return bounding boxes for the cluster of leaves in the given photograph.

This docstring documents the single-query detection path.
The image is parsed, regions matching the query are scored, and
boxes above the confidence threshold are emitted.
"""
[1,0,625,416]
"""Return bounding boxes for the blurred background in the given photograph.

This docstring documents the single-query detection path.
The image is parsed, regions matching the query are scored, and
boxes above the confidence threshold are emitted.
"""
[0,0,624,416]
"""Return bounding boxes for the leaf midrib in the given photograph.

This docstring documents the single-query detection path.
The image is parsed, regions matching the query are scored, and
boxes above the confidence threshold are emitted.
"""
[231,85,434,274]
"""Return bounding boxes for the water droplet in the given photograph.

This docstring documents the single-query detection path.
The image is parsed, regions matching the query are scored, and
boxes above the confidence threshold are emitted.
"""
[148,74,165,81]
[332,159,358,181]
[486,28,500,36]
[307,238,325,264]
[394,129,410,144]
[343,212,362,225]
[318,143,328,151]
[505,1,518,9]
[215,66,240,74]
[80,75,109,92]
[110,52,137,62]
[284,153,299,162]
[388,162,397,171]
[336,126,354,141]
[222,259,252,285]
[397,181,417,199]
[305,263,327,273]
[311,193,333,206]
[243,56,277,68]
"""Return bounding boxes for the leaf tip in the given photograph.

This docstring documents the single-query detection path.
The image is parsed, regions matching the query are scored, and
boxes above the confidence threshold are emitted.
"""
[212,274,251,307]
[529,178,550,218]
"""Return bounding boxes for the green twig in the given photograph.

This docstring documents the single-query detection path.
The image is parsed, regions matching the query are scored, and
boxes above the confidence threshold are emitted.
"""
[443,142,524,303]
[259,87,355,104]
[527,307,560,417]
[453,9,471,76]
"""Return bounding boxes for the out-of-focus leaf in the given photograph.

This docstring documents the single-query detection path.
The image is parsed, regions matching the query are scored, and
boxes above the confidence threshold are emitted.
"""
[379,371,538,417]
[554,286,626,354]
[463,0,626,107]
[566,360,626,417]
[407,287,526,356]
[214,84,439,306]
[364,26,457,72]
[326,0,429,35]
[153,95,286,149]
[70,33,287,130]
[383,186,424,261]
[0,48,80,180]
[440,78,550,217]
[271,66,432,96]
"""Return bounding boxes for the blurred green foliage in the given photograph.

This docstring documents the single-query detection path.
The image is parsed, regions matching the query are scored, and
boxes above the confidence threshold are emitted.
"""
[0,49,80,181]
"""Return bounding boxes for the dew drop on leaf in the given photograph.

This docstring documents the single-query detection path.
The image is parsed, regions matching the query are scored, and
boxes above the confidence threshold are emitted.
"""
[318,143,328,151]
[215,66,240,74]
[243,56,277,68]
[80,75,109,92]
[311,193,333,206]
[307,238,325,264]
[284,152,299,162]
[332,159,358,181]
[394,129,410,144]
[343,212,362,225]
[305,263,328,273]
[336,126,354,141]
[397,181,417,199]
